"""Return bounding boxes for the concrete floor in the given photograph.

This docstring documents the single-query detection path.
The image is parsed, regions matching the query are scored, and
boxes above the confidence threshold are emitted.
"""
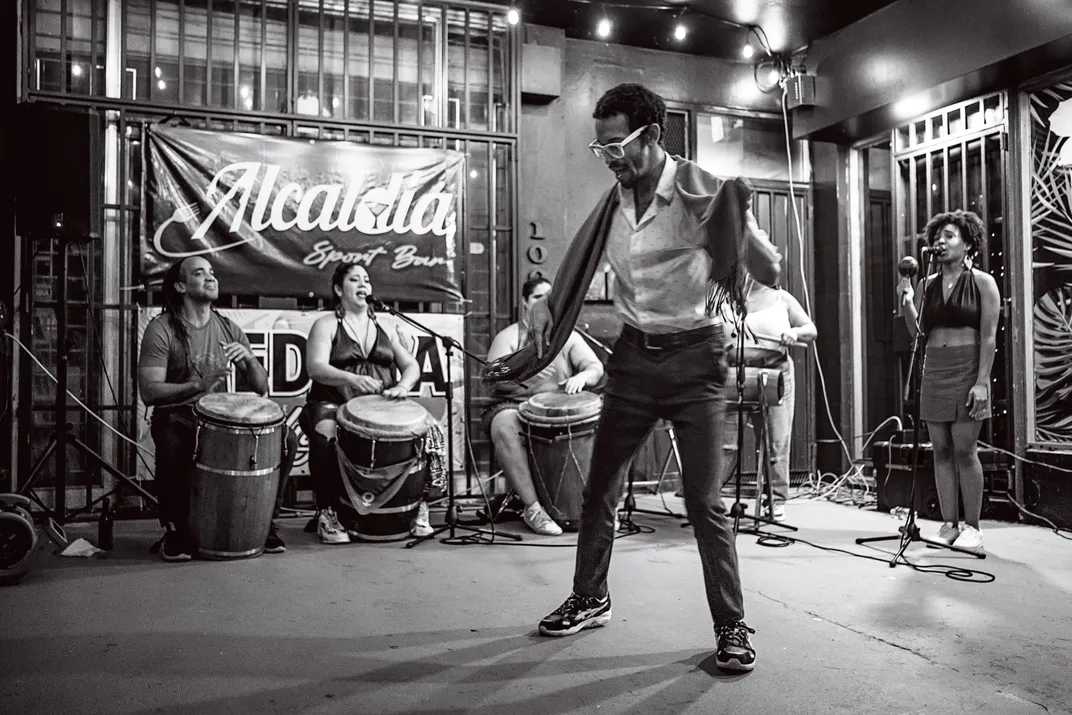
[2,496,1071,715]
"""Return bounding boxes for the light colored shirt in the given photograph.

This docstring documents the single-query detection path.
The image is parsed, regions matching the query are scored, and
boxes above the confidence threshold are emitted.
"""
[604,155,720,334]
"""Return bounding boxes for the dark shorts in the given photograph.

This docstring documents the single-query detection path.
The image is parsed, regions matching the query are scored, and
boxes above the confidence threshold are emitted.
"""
[481,399,525,436]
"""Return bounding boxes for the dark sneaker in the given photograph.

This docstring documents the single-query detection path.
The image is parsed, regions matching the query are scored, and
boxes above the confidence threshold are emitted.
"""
[160,531,193,562]
[264,524,286,554]
[715,621,756,672]
[538,593,611,637]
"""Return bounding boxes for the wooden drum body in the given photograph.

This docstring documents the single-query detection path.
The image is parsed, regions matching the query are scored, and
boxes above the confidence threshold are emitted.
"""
[724,367,785,409]
[336,395,431,542]
[190,393,285,560]
[518,391,602,531]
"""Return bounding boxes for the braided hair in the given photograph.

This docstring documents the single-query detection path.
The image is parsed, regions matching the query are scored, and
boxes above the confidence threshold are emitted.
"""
[160,257,192,345]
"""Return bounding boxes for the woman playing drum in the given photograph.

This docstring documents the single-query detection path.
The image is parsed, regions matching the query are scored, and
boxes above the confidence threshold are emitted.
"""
[718,276,816,522]
[302,264,424,544]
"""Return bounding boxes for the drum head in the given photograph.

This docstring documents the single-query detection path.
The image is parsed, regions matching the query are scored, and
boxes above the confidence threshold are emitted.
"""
[519,391,602,425]
[338,395,431,438]
[195,393,284,426]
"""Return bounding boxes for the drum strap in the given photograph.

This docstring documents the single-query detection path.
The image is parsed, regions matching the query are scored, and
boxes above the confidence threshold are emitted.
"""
[336,445,425,516]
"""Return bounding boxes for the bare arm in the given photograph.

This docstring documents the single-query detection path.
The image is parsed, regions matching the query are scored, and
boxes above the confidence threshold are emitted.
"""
[228,328,268,395]
[305,316,357,387]
[782,292,817,343]
[567,333,604,387]
[387,329,421,392]
[138,366,224,406]
[903,276,928,341]
[486,325,520,364]
[975,271,1000,388]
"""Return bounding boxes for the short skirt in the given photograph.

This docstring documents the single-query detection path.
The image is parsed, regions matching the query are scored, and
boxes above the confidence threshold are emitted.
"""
[919,344,990,423]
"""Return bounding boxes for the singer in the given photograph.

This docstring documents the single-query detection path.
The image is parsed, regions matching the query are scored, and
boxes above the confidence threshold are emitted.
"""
[901,210,1000,553]
[486,83,782,672]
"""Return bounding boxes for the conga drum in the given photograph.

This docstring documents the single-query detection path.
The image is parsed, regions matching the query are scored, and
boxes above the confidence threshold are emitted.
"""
[517,391,602,531]
[723,367,784,409]
[190,393,285,560]
[335,395,431,542]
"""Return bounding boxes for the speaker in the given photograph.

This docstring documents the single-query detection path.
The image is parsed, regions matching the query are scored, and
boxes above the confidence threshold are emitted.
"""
[15,103,102,241]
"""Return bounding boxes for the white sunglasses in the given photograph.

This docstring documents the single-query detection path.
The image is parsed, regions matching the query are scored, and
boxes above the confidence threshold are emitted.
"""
[588,124,651,160]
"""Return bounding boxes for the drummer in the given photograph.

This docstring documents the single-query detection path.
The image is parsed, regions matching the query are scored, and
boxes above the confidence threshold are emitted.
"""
[138,257,298,562]
[484,276,605,535]
[718,275,816,521]
[302,264,424,545]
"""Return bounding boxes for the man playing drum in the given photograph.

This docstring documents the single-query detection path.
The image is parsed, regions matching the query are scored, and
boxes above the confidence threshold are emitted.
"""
[484,276,604,536]
[138,257,298,562]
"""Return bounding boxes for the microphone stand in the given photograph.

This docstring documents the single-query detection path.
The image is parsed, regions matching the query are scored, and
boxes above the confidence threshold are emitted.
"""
[366,302,519,547]
[856,251,985,564]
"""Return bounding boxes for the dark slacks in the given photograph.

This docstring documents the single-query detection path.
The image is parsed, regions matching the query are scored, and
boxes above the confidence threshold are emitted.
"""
[572,325,746,626]
[150,408,297,531]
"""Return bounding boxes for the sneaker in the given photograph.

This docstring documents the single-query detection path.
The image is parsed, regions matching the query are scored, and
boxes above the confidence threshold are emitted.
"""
[715,621,756,672]
[523,503,563,536]
[952,524,984,552]
[935,522,960,545]
[264,523,286,553]
[411,501,435,537]
[317,508,351,545]
[160,531,193,562]
[538,592,612,637]
[771,503,786,522]
[614,512,621,532]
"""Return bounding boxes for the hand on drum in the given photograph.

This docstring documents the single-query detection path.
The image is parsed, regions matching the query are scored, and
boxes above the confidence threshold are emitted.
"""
[196,367,231,393]
[349,374,384,395]
[560,375,587,395]
[778,329,799,348]
[220,341,253,364]
[382,385,409,400]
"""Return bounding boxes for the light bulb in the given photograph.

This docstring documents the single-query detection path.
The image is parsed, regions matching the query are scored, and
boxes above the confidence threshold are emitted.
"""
[597,17,611,38]
[674,24,687,41]
[742,44,755,59]
[767,68,780,84]
[507,8,520,25]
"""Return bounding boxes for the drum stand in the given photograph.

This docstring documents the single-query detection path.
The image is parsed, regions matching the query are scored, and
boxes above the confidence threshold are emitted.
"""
[367,305,518,548]
[855,250,985,565]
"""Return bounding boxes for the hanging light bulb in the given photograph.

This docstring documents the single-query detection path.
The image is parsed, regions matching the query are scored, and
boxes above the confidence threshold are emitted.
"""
[742,44,755,59]
[597,17,612,38]
[674,23,687,41]
[507,8,520,25]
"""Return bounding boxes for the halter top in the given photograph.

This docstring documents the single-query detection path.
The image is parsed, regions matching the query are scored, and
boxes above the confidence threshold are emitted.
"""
[307,317,397,405]
[920,270,982,333]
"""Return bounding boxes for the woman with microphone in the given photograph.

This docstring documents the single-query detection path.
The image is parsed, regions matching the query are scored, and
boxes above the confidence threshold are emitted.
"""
[719,276,817,521]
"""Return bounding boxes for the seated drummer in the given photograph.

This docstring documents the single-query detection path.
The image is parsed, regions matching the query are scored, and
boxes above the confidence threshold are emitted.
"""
[303,264,425,545]
[484,275,605,535]
[137,257,298,562]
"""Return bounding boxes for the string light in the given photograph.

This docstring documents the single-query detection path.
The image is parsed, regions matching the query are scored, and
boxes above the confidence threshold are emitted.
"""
[674,23,687,41]
[742,44,755,58]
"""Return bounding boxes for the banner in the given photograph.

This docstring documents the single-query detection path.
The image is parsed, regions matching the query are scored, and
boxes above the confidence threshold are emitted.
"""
[134,308,467,480]
[143,125,464,302]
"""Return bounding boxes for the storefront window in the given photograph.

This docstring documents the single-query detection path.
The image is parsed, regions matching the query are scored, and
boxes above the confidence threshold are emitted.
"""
[695,112,809,182]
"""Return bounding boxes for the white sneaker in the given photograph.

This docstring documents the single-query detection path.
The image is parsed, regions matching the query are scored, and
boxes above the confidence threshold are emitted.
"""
[771,503,786,522]
[318,508,351,544]
[952,524,984,552]
[523,503,563,536]
[411,501,435,537]
[614,512,621,532]
[936,522,960,545]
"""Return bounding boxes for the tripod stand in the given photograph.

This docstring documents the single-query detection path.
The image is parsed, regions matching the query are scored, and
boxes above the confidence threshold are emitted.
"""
[619,423,687,524]
[855,250,985,564]
[352,304,518,548]
[18,238,158,525]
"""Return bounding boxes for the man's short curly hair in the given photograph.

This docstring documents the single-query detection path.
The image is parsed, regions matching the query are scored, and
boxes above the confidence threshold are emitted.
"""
[592,83,666,144]
[923,209,986,260]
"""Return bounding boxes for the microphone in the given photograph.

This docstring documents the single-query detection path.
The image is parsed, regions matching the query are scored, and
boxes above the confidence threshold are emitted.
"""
[920,246,934,256]
[365,295,388,311]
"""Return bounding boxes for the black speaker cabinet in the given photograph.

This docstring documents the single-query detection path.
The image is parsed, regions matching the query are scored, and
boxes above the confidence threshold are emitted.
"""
[15,102,102,241]
[871,441,1013,521]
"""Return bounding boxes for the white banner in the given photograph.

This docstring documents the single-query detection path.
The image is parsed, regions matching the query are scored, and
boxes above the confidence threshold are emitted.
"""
[134,308,467,480]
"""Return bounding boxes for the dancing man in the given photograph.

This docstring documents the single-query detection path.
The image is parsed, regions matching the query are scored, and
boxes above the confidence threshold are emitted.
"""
[484,275,604,536]
[901,210,999,552]
[138,256,297,561]
[484,83,781,672]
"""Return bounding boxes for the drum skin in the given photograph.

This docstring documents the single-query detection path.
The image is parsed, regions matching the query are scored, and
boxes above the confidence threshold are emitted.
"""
[190,394,285,560]
[336,396,431,542]
[518,391,602,531]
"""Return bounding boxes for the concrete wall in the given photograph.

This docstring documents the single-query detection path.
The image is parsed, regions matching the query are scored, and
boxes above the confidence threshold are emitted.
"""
[518,25,781,300]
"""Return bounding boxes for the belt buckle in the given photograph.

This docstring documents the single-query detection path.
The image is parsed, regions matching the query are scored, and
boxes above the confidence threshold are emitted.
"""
[641,332,663,351]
